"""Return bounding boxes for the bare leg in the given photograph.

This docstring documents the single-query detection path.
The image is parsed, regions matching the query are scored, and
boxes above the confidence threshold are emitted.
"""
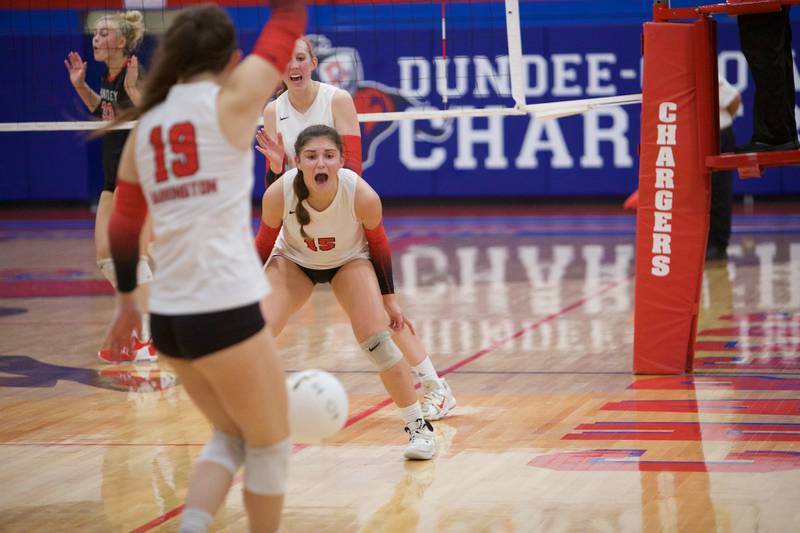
[393,325,426,366]
[163,356,239,518]
[164,328,289,532]
[263,257,314,336]
[192,329,289,532]
[94,190,114,262]
[331,259,417,408]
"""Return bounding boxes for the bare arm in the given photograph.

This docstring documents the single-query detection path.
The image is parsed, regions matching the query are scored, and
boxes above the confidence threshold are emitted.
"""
[74,84,102,112]
[123,55,142,107]
[64,51,101,112]
[217,0,306,150]
[218,54,285,150]
[354,177,382,230]
[332,89,361,136]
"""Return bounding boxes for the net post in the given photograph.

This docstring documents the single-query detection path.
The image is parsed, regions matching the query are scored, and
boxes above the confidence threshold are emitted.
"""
[633,16,717,375]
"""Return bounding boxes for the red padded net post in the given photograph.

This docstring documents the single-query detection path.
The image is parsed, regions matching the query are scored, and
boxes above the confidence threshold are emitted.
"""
[633,17,718,374]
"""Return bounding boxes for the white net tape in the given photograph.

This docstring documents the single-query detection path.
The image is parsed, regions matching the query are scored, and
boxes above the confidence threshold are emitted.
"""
[0,94,641,132]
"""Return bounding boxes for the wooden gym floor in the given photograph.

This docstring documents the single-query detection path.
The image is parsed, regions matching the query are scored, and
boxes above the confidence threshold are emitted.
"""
[1,203,800,532]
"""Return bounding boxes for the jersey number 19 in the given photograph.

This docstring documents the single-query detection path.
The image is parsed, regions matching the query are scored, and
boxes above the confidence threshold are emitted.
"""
[149,122,199,183]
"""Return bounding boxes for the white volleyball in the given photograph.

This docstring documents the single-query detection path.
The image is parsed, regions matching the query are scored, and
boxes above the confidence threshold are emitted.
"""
[286,369,348,443]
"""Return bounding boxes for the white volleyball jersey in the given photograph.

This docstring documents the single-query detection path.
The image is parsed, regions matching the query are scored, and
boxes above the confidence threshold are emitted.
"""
[272,168,370,269]
[134,80,268,315]
[275,82,338,165]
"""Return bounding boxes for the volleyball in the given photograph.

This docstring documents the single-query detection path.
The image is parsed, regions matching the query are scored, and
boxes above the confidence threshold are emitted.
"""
[286,369,349,443]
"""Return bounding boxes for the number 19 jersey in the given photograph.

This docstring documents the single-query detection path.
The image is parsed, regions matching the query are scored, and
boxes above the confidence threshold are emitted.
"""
[135,80,268,315]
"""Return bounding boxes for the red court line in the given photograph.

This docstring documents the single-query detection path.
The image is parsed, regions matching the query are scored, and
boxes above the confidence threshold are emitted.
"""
[130,277,628,532]
[130,505,186,533]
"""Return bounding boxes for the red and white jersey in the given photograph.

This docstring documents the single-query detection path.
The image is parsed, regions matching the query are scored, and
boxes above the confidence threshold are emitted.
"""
[275,82,338,166]
[135,80,268,314]
[272,168,370,269]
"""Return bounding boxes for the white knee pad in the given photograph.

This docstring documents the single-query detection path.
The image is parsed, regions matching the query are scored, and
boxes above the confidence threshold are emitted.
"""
[360,330,403,371]
[197,430,245,475]
[97,256,153,287]
[243,437,291,496]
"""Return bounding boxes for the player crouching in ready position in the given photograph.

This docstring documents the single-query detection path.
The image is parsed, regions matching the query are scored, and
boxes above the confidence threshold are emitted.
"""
[257,124,437,460]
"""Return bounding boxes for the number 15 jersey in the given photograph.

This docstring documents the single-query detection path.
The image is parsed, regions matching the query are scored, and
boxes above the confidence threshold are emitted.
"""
[272,167,369,269]
[135,80,268,315]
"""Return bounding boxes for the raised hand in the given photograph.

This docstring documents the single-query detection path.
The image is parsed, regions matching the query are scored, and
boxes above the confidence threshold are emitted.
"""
[124,54,139,93]
[255,128,286,170]
[64,51,87,87]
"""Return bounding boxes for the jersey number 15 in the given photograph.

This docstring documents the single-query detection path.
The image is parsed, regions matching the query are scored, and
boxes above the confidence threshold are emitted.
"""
[305,237,336,252]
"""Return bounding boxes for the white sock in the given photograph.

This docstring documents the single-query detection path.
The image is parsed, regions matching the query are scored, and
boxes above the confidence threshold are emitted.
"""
[399,402,423,426]
[179,508,213,533]
[411,357,442,387]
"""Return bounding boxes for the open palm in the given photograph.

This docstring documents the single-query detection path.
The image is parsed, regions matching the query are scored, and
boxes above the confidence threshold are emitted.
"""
[255,128,286,170]
[124,55,139,94]
[64,51,87,87]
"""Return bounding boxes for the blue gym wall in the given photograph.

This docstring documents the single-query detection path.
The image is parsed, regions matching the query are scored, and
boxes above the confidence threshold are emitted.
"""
[1,1,798,202]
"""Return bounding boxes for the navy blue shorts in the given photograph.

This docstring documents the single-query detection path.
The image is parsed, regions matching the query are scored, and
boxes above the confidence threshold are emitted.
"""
[150,302,265,360]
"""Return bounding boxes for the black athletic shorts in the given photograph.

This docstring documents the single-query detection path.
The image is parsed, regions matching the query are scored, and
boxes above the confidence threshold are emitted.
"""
[298,264,342,284]
[150,302,265,360]
[101,131,129,193]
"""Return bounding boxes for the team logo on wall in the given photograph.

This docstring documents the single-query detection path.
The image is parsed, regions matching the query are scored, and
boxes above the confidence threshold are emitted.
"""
[307,34,453,170]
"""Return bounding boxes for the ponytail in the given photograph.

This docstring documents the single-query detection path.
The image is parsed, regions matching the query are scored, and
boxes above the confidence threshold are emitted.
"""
[293,171,311,239]
[99,4,235,134]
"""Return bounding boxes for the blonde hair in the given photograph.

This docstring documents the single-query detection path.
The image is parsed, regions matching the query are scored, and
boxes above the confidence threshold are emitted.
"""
[101,10,146,55]
[103,5,236,133]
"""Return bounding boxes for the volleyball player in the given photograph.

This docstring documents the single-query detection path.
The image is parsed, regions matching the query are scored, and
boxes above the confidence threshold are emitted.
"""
[254,38,456,421]
[100,2,306,531]
[65,10,155,362]
[258,124,437,460]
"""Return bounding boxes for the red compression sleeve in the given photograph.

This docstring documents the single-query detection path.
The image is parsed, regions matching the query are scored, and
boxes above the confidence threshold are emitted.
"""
[255,221,282,264]
[364,222,394,295]
[342,135,363,175]
[109,180,148,293]
[252,0,307,73]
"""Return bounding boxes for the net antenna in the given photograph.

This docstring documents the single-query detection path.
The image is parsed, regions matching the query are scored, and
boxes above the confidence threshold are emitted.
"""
[441,0,448,110]
[505,0,526,112]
